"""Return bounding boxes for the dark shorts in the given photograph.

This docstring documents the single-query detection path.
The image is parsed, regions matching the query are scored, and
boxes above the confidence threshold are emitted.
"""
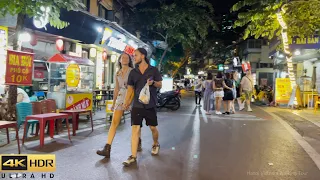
[131,107,158,127]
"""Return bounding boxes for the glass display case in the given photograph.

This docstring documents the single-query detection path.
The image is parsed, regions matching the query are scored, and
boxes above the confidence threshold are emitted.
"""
[47,54,95,110]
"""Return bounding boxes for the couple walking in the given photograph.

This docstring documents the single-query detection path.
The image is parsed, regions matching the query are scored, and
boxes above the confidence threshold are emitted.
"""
[96,48,163,167]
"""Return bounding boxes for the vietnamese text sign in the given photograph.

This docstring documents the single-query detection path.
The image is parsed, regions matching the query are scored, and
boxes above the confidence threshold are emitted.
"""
[275,78,292,104]
[66,64,80,87]
[5,50,34,85]
[66,93,92,110]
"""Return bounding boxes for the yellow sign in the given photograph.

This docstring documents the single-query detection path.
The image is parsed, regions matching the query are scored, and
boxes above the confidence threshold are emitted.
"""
[101,28,113,45]
[66,93,93,110]
[275,78,292,103]
[0,154,56,172]
[66,64,80,87]
[105,100,113,113]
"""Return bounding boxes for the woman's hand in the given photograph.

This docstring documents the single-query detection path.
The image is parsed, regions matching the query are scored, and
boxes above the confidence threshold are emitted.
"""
[110,105,115,111]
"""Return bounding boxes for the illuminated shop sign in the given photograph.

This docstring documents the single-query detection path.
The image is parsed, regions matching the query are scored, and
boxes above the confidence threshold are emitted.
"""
[124,45,135,55]
[107,37,127,51]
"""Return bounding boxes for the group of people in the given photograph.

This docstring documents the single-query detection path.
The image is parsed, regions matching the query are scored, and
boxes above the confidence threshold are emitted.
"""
[96,48,162,167]
[194,69,254,115]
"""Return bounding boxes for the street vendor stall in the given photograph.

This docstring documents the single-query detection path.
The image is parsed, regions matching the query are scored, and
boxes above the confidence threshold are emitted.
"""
[47,54,95,110]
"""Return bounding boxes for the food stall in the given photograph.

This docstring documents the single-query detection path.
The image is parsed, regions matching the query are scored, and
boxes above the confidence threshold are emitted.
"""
[47,54,95,110]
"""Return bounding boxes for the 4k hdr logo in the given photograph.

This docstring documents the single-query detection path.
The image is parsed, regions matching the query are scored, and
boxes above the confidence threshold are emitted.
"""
[0,155,56,172]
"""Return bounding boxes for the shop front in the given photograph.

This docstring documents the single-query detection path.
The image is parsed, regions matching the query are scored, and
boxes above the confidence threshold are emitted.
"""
[270,36,320,108]
[93,26,145,89]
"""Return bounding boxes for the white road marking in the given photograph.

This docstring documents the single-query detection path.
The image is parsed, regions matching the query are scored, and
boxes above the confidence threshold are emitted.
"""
[268,112,320,170]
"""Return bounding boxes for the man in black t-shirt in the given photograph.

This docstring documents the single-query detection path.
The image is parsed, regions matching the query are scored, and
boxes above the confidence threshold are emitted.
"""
[122,48,163,166]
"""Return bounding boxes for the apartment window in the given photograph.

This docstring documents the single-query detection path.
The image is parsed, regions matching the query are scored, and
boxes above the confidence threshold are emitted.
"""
[248,39,262,49]
[82,0,90,11]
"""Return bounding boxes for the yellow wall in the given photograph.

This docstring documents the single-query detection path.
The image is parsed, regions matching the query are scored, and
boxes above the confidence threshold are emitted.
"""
[89,0,113,16]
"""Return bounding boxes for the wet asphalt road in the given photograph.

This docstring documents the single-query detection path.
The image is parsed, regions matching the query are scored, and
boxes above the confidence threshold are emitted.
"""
[2,97,320,180]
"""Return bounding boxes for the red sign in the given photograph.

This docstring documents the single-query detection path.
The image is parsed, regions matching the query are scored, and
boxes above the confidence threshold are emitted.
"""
[66,98,91,110]
[5,50,34,85]
[34,70,45,79]
[242,61,251,72]
[124,45,135,55]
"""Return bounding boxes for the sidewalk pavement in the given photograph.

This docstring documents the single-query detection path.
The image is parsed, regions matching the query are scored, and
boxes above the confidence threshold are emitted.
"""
[258,106,320,155]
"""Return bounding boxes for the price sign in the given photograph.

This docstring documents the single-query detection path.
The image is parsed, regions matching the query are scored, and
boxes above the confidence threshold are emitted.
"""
[66,64,80,87]
[5,50,34,85]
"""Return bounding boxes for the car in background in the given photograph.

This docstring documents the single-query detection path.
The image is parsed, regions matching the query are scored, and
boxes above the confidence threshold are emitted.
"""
[174,79,185,88]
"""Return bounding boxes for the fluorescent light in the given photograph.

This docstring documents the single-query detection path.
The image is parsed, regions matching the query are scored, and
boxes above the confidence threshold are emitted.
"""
[97,27,103,33]
[294,50,301,56]
[19,32,31,42]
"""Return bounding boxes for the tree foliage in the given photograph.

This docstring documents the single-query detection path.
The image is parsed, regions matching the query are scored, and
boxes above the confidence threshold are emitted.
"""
[231,0,320,40]
[0,0,85,29]
[140,0,217,48]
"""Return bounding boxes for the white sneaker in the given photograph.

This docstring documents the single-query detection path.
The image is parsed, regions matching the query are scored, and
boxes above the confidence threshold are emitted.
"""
[247,107,253,112]
[151,144,160,155]
[123,155,137,166]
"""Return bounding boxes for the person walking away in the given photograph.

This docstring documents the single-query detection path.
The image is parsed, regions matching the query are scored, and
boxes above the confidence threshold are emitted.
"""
[97,53,142,158]
[122,48,162,166]
[230,71,237,113]
[213,72,224,115]
[203,73,214,115]
[194,76,203,106]
[234,71,244,110]
[222,73,234,115]
[240,70,254,112]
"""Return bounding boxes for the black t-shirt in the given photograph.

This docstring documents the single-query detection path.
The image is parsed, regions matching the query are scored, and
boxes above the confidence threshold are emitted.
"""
[128,65,162,109]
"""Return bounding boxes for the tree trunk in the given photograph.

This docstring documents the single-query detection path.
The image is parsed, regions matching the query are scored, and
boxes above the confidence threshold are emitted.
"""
[6,13,25,121]
[158,47,169,71]
[172,49,191,77]
[276,11,297,106]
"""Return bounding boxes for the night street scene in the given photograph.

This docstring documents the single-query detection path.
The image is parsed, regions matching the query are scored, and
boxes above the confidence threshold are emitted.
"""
[0,0,320,179]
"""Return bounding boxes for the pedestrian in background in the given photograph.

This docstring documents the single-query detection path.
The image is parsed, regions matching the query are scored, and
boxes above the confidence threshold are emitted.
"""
[203,73,214,115]
[213,72,224,115]
[230,71,237,114]
[194,76,203,106]
[222,73,234,115]
[240,70,254,112]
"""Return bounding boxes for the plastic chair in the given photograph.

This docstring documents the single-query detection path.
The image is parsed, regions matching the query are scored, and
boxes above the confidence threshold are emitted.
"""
[30,96,38,102]
[16,102,39,137]
[30,101,43,135]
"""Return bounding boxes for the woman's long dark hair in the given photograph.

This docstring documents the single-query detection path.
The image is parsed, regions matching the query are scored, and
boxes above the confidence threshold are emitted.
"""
[207,73,213,80]
[136,48,150,64]
[216,71,223,78]
[118,53,133,69]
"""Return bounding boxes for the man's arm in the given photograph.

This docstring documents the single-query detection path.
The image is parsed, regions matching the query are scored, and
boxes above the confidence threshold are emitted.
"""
[152,69,163,88]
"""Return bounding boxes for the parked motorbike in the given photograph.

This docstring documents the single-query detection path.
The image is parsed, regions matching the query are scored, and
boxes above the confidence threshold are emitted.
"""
[157,88,181,111]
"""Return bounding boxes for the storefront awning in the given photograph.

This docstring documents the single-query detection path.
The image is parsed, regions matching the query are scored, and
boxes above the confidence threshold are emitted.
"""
[48,54,94,66]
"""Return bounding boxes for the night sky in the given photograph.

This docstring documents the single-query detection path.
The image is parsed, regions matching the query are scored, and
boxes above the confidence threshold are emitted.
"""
[209,0,239,15]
